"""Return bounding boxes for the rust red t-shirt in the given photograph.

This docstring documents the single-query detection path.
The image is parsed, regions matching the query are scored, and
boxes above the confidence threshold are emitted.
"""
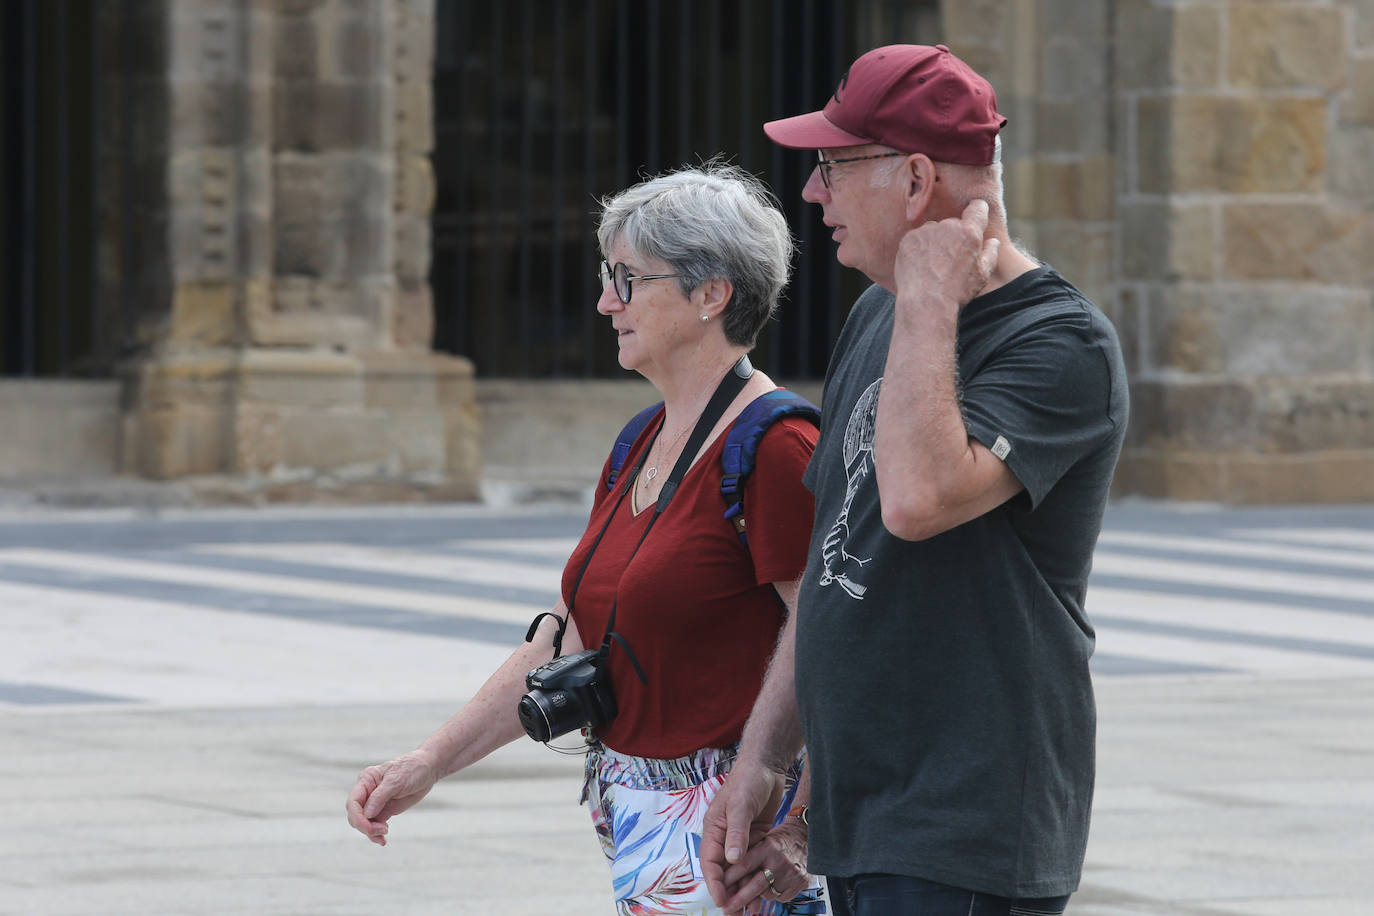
[562,406,818,759]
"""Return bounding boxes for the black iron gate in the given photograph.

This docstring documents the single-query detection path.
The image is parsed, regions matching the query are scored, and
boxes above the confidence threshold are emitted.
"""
[431,0,937,379]
[3,1,934,381]
[0,0,99,378]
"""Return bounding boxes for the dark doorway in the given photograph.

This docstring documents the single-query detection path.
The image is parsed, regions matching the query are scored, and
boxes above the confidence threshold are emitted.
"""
[1,0,98,377]
[431,0,936,379]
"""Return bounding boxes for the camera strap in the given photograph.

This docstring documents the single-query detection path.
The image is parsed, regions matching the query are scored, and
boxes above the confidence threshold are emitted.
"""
[530,355,755,682]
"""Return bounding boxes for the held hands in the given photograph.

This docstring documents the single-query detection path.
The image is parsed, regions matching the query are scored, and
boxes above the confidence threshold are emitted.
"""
[344,750,442,846]
[721,817,813,916]
[702,759,810,915]
[894,198,1001,313]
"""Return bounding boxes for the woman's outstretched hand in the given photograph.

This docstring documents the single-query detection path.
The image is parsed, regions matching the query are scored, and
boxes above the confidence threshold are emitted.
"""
[345,750,442,846]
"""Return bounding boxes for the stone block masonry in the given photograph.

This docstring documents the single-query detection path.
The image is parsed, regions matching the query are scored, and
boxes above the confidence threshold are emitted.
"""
[1106,0,1374,501]
[57,1,1372,504]
[108,0,478,500]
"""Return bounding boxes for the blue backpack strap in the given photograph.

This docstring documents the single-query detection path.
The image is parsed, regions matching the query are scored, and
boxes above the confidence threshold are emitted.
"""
[606,402,664,491]
[720,389,820,545]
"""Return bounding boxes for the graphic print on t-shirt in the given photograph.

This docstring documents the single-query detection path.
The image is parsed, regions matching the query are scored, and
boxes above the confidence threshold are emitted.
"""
[818,377,878,599]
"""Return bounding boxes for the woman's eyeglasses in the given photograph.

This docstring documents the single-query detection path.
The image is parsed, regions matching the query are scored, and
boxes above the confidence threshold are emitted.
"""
[599,260,684,303]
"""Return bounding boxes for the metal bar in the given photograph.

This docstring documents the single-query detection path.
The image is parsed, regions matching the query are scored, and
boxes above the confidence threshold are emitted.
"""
[551,0,566,376]
[56,0,71,373]
[795,0,818,376]
[1,0,13,375]
[582,0,598,376]
[89,0,102,371]
[119,2,136,359]
[706,0,720,156]
[487,1,504,373]
[677,0,689,163]
[434,0,453,67]
[737,0,750,166]
[766,0,786,367]
[647,0,660,170]
[517,0,533,376]
[615,0,628,190]
[827,0,847,367]
[20,0,38,375]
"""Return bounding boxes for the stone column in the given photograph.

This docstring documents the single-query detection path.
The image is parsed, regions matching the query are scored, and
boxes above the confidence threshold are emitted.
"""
[1115,0,1374,502]
[117,0,478,500]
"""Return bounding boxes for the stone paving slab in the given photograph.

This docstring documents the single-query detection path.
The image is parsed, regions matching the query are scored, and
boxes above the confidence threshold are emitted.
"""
[4,677,1373,914]
[3,503,1373,914]
[1073,676,1374,914]
[2,704,609,916]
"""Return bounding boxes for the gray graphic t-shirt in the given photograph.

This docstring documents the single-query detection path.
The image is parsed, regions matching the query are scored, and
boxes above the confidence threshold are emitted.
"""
[796,267,1129,898]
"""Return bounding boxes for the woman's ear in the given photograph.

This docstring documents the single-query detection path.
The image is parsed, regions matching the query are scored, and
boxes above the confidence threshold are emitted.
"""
[696,276,734,320]
[903,154,939,222]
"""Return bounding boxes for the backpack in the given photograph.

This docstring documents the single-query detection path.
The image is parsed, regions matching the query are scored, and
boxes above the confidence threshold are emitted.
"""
[605,389,820,546]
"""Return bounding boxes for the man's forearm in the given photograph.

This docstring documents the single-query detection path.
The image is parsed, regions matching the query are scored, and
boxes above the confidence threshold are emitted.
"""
[735,586,805,772]
[873,285,974,522]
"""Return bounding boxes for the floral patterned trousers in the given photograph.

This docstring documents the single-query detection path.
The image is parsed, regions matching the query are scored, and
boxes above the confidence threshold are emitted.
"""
[582,741,827,916]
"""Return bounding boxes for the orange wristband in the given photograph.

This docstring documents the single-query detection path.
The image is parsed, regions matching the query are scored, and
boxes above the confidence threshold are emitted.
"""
[788,805,809,826]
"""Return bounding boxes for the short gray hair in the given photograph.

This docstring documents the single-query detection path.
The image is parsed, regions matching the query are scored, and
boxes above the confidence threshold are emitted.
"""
[939,137,1007,226]
[597,160,795,348]
[870,137,1006,222]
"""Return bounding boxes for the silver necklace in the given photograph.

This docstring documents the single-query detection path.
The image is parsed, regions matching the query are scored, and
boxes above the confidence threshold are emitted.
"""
[642,420,693,486]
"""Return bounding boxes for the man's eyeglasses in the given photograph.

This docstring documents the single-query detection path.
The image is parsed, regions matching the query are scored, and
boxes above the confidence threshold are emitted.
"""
[599,259,684,304]
[815,149,905,188]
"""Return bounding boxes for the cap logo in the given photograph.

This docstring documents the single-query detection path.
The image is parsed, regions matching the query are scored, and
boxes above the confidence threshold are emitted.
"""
[833,70,849,104]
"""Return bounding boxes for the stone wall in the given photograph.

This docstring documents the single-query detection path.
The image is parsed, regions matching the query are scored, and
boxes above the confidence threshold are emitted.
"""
[112,0,478,500]
[944,0,1374,502]
[0,381,120,478]
[83,0,1372,503]
[1114,0,1374,502]
[947,0,1118,316]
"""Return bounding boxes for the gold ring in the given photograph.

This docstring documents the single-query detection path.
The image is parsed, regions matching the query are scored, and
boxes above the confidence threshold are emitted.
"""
[762,866,778,890]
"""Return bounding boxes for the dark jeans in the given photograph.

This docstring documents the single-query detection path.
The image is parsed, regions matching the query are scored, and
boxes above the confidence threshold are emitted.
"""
[829,873,1071,916]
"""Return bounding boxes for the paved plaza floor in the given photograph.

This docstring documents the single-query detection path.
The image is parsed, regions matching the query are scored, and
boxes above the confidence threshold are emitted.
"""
[2,500,1372,914]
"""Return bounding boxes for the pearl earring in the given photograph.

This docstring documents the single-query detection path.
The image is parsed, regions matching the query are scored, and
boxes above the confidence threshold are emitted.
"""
[700,314,710,323]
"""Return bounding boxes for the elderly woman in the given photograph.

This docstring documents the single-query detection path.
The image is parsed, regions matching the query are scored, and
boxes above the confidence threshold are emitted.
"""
[346,163,825,915]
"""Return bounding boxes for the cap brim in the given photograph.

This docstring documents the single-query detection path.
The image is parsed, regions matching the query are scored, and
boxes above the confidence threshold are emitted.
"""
[763,110,871,149]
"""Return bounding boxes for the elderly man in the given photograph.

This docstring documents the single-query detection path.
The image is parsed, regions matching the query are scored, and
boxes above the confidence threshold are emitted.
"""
[702,44,1128,916]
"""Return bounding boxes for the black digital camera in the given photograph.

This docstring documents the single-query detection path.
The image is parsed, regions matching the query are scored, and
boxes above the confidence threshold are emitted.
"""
[517,648,618,743]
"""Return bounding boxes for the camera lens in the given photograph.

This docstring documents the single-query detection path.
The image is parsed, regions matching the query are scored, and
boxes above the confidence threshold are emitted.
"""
[518,689,584,743]
[517,692,554,742]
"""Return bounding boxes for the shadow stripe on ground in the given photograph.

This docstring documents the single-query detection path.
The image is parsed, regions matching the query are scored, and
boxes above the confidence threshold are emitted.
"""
[0,563,528,644]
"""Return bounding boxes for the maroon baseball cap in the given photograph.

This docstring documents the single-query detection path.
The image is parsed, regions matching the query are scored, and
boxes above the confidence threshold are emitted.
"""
[763,44,1006,166]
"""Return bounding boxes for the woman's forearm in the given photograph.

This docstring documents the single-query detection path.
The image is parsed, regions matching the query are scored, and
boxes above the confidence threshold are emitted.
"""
[417,607,584,778]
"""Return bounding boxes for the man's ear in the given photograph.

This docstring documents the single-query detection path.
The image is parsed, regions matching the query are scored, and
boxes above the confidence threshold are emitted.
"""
[902,154,939,222]
[696,275,734,320]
